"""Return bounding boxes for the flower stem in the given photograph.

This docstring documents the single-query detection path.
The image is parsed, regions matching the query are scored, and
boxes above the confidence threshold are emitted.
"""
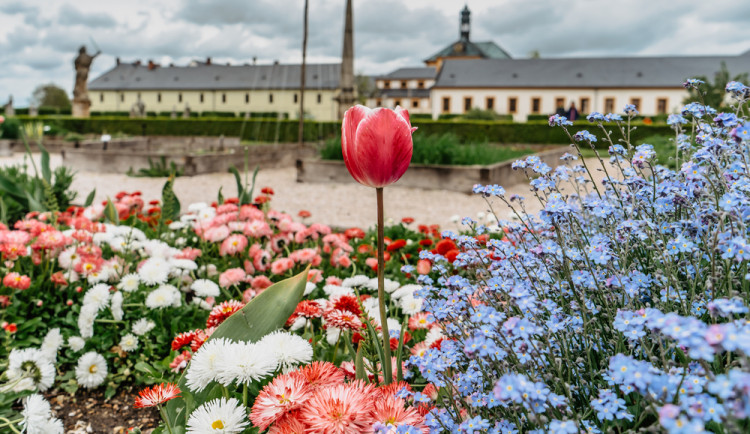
[376,187,393,384]
[158,405,174,434]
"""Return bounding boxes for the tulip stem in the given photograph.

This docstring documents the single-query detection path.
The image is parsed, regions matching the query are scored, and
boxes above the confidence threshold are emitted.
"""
[376,187,393,384]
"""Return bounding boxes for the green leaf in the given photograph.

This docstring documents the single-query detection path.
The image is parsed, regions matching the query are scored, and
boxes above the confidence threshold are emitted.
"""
[163,266,310,430]
[38,141,51,183]
[134,361,155,374]
[355,346,367,382]
[25,190,44,212]
[103,198,119,224]
[84,188,96,207]
[161,175,181,223]
[0,196,6,224]
[216,186,224,205]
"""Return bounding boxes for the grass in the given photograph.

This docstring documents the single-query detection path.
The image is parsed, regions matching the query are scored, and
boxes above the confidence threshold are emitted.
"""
[320,133,538,166]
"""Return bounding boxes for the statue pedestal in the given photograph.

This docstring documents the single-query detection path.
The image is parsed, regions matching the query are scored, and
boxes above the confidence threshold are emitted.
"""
[72,99,91,118]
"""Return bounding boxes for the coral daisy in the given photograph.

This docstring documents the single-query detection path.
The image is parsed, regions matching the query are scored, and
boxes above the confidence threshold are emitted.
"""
[298,381,377,434]
[250,373,312,430]
[134,383,182,408]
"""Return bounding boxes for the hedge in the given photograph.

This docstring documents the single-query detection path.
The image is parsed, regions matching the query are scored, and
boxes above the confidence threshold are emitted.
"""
[14,116,675,146]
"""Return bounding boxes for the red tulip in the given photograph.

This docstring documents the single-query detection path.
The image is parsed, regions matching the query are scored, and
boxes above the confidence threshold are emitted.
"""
[342,105,416,188]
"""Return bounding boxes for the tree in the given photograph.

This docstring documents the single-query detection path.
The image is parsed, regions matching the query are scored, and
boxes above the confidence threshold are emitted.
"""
[684,62,749,108]
[31,83,71,109]
[355,74,374,104]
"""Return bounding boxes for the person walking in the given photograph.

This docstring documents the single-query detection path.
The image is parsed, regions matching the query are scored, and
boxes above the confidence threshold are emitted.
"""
[567,102,579,121]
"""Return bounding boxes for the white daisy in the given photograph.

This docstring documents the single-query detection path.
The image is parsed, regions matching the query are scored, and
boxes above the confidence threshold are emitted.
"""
[361,297,386,320]
[92,232,114,246]
[326,326,342,346]
[289,316,306,332]
[399,294,424,315]
[171,258,198,271]
[138,259,170,286]
[185,338,233,392]
[390,284,422,300]
[168,221,188,230]
[188,202,210,212]
[322,284,354,297]
[75,351,108,389]
[5,348,55,392]
[191,279,220,298]
[341,275,369,288]
[257,331,313,373]
[303,282,316,296]
[424,327,445,348]
[77,304,98,339]
[21,394,64,434]
[68,336,86,352]
[145,285,181,309]
[110,291,124,321]
[82,283,111,311]
[186,397,248,434]
[119,334,139,352]
[57,246,79,269]
[86,267,110,284]
[131,318,155,336]
[364,277,400,293]
[117,273,141,292]
[214,342,277,387]
[40,328,63,363]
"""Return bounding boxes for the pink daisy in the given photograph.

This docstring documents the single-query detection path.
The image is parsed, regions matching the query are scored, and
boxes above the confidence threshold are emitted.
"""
[298,381,377,433]
[250,373,312,430]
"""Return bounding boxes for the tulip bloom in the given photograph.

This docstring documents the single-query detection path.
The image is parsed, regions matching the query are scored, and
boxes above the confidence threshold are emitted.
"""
[342,105,415,188]
[341,105,416,385]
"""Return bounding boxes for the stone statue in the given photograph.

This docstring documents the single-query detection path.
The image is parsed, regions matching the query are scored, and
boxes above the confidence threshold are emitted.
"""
[171,106,177,119]
[183,103,191,118]
[72,45,100,118]
[3,95,14,117]
[130,95,146,118]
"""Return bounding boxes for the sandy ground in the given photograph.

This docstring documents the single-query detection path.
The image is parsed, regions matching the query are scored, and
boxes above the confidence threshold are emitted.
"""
[0,152,608,232]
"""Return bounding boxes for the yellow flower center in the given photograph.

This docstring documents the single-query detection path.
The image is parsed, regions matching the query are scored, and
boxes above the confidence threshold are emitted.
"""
[211,419,225,429]
[89,365,98,374]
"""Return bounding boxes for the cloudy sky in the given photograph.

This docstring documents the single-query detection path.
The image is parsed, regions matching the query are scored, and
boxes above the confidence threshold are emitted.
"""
[1,0,749,106]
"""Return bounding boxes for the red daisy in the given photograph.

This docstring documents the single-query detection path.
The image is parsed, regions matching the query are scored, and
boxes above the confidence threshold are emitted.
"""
[206,300,245,328]
[324,309,364,331]
[171,330,198,351]
[250,373,312,430]
[327,294,361,316]
[298,381,377,433]
[370,395,425,431]
[267,411,306,434]
[133,383,181,408]
[408,313,433,330]
[295,362,345,391]
[386,239,407,252]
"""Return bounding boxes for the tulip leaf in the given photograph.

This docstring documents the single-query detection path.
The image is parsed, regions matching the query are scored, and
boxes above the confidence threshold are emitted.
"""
[84,189,96,207]
[163,265,309,431]
[355,345,367,382]
[103,198,119,224]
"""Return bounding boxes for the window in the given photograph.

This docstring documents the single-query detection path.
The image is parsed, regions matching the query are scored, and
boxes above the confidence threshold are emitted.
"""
[486,97,495,110]
[100,93,104,103]
[222,93,227,104]
[245,93,249,104]
[657,98,668,114]
[442,97,450,113]
[269,93,273,103]
[555,97,565,109]
[531,97,541,114]
[200,93,204,103]
[394,99,401,107]
[464,97,472,112]
[376,98,382,107]
[120,93,124,103]
[293,93,298,103]
[317,93,322,104]
[604,97,615,113]
[178,93,183,103]
[383,81,391,89]
[400,81,407,89]
[508,97,517,113]
[411,99,419,109]
[630,98,641,111]
[580,97,590,114]
[417,81,425,89]
[157,93,162,103]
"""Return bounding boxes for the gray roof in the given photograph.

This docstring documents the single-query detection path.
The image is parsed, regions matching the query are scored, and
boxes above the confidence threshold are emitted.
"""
[374,89,431,98]
[89,63,341,91]
[377,67,436,80]
[424,40,512,63]
[434,54,750,88]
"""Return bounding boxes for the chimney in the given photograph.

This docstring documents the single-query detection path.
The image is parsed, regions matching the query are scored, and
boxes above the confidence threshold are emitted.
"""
[135,60,142,66]
[116,57,121,65]
[253,56,257,65]
[148,60,157,70]
[273,60,279,65]
[206,57,212,65]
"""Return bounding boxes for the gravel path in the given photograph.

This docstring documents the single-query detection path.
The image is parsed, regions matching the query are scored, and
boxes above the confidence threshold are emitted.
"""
[1,152,609,232]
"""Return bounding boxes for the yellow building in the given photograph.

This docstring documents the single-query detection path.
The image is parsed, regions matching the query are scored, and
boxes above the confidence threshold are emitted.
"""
[88,60,345,121]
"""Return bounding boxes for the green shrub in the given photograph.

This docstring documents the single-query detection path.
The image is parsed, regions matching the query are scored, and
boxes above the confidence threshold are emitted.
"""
[0,117,21,139]
[321,133,540,166]
[409,113,433,120]
[200,111,238,118]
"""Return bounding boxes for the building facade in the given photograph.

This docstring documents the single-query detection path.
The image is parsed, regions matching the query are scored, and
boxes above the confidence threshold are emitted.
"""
[88,61,345,121]
[368,67,436,114]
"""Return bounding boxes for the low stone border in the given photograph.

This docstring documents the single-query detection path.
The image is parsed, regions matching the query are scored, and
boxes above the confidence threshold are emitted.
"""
[62,141,317,176]
[296,147,568,193]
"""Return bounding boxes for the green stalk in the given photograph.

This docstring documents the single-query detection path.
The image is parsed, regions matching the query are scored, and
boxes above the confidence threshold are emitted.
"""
[376,187,393,384]
[158,405,174,434]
